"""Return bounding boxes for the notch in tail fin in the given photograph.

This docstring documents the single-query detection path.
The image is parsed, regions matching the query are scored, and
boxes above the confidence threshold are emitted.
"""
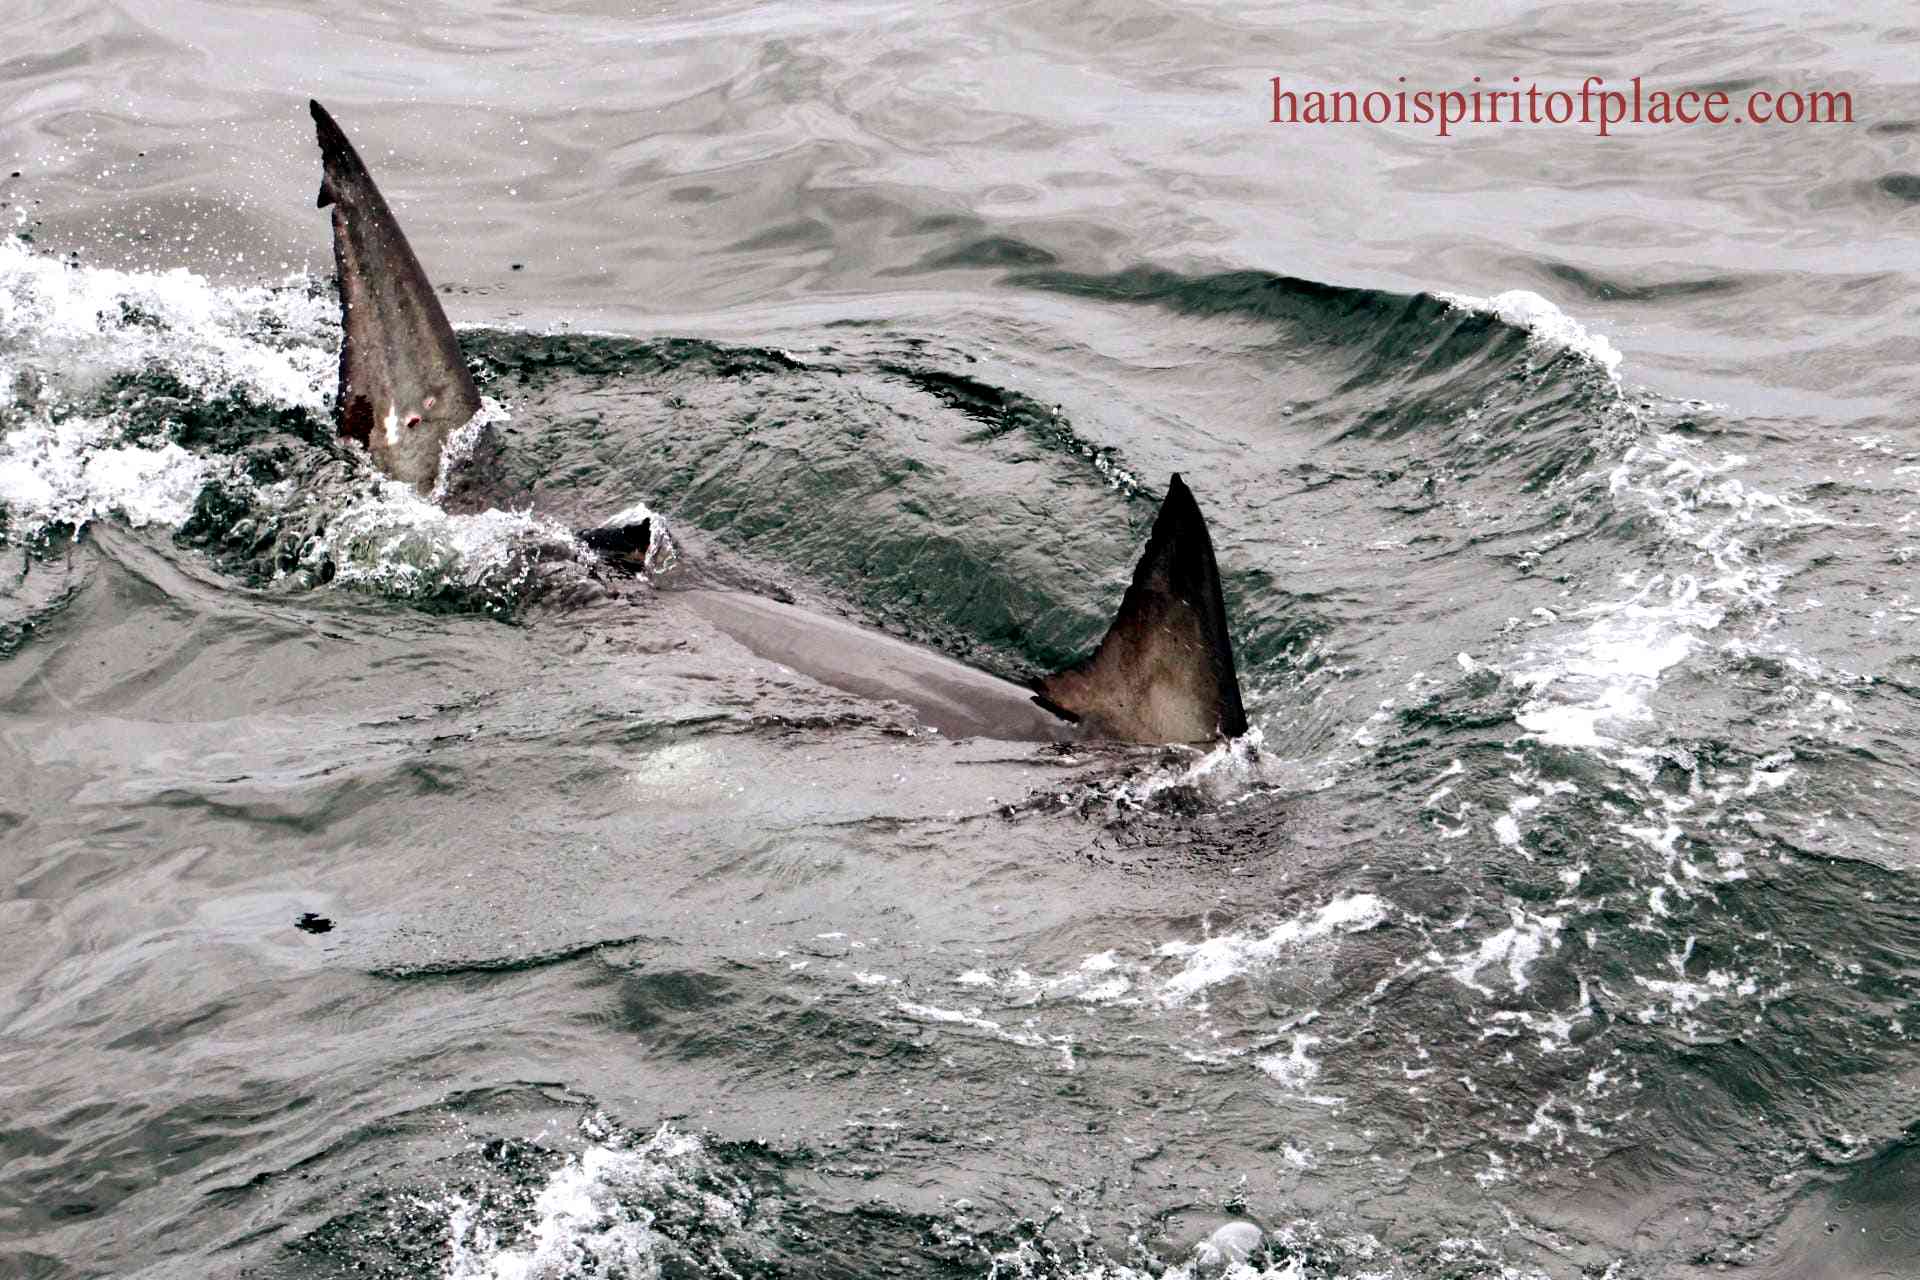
[1037,474,1248,743]
[310,99,480,492]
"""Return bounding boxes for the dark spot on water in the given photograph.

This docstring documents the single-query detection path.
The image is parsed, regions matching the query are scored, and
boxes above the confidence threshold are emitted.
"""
[1869,120,1920,135]
[295,912,334,934]
[510,262,523,270]
[50,1203,95,1220]
[1874,173,1920,203]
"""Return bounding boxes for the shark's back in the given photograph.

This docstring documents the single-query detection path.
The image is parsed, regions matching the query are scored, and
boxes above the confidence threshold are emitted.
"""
[681,590,1081,742]
[306,101,1251,747]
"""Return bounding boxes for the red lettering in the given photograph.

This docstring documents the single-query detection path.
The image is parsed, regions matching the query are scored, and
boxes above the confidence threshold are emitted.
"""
[1599,90,1628,136]
[1260,77,1853,135]
[1271,78,1295,123]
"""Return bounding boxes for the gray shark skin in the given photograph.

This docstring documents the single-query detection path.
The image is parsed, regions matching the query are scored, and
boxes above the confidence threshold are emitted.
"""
[307,102,1248,744]
[676,589,1084,742]
[311,100,481,492]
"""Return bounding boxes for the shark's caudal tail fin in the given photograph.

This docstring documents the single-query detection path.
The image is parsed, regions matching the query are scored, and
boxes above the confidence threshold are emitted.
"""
[1037,474,1248,743]
[310,99,480,492]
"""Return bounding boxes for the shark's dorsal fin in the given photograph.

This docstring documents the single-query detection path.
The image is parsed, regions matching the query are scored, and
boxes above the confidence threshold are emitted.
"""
[1036,474,1248,743]
[310,99,480,493]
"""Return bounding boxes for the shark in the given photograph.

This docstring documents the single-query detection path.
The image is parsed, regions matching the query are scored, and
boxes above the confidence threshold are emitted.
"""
[309,99,1248,745]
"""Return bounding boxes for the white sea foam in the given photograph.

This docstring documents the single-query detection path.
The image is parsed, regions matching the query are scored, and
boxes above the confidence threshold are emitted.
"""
[0,239,336,539]
[0,236,335,410]
[0,418,213,531]
[313,479,582,598]
[1254,1033,1324,1090]
[1486,976,1593,1055]
[0,242,605,606]
[1635,969,1757,1015]
[442,1122,747,1280]
[952,894,1391,1028]
[1510,571,1716,757]
[1438,905,1563,996]
[1478,415,1837,913]
[1155,893,1390,1006]
[429,396,512,502]
[1437,297,1826,935]
[894,1000,1074,1069]
[961,950,1137,1005]
[1629,936,1785,1039]
[896,1000,1007,1033]
[1505,428,1825,789]
[1437,288,1622,377]
[1066,724,1280,814]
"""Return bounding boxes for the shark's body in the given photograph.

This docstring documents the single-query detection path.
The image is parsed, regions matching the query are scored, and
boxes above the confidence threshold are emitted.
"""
[307,100,1248,745]
[680,590,1081,741]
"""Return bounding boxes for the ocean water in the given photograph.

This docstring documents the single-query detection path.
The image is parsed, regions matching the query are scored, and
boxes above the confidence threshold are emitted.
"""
[3,2,1918,1277]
